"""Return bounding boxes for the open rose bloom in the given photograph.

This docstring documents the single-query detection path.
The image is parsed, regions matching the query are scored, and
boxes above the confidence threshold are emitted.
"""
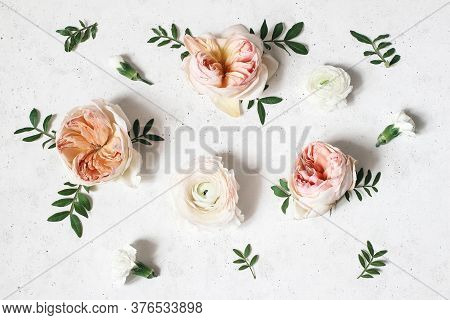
[182,25,278,117]
[56,99,142,187]
[171,156,243,229]
[288,142,356,219]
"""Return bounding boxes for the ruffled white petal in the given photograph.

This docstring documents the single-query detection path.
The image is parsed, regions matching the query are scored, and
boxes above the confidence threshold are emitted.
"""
[112,245,137,287]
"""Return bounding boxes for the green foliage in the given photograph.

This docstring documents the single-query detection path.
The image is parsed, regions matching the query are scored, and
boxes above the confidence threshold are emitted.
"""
[271,179,291,214]
[357,241,388,279]
[148,24,191,60]
[350,31,401,68]
[345,169,381,201]
[56,20,98,52]
[233,244,259,279]
[129,118,164,146]
[115,59,153,85]
[246,85,283,125]
[48,183,94,238]
[14,108,56,149]
[258,20,308,55]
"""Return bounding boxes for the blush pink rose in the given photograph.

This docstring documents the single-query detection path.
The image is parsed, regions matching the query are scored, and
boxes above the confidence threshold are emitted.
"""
[182,25,278,117]
[56,99,142,187]
[288,142,356,219]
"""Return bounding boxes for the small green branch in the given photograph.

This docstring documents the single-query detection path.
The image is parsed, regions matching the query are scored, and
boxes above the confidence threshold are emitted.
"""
[357,255,373,279]
[371,42,389,68]
[34,127,56,140]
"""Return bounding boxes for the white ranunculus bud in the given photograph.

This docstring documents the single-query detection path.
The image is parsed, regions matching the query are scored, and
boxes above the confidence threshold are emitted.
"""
[306,65,353,111]
[109,55,153,85]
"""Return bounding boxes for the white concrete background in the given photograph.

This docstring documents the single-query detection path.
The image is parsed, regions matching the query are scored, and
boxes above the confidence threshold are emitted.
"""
[1,0,449,300]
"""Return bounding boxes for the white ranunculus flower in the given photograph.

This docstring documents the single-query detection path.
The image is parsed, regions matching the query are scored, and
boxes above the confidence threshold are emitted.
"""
[306,65,353,111]
[112,245,156,287]
[376,110,416,147]
[171,156,243,229]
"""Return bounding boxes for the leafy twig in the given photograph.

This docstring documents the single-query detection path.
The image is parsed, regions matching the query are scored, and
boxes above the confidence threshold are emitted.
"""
[148,24,192,60]
[345,169,381,201]
[246,85,283,125]
[56,20,98,52]
[357,241,388,279]
[48,182,93,238]
[129,119,164,146]
[253,20,308,55]
[271,179,291,214]
[350,31,401,67]
[14,108,56,149]
[233,244,259,279]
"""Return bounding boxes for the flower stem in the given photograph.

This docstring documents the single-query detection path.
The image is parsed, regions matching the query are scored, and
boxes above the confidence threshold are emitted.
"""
[137,74,153,86]
[160,35,184,46]
[132,261,157,279]
[371,42,389,68]
[245,258,256,279]
[34,127,56,140]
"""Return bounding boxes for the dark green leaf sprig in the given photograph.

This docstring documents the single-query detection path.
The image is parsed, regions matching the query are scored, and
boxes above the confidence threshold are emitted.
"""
[271,179,291,214]
[251,20,308,55]
[14,108,56,149]
[357,241,388,279]
[148,24,192,60]
[345,169,381,201]
[350,31,401,67]
[233,244,259,279]
[56,20,98,52]
[129,118,164,146]
[246,85,283,125]
[48,182,93,238]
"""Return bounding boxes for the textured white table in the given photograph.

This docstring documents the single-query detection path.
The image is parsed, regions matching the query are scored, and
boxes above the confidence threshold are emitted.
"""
[1,0,449,300]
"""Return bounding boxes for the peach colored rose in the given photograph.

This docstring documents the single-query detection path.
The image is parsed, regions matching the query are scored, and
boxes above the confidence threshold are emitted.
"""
[56,99,141,187]
[182,25,278,117]
[288,142,356,219]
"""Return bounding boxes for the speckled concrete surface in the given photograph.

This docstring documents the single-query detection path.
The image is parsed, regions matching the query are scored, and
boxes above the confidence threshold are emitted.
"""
[0,0,449,299]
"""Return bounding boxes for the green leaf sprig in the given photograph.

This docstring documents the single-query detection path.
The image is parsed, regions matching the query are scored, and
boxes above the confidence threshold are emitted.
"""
[252,20,308,55]
[246,85,283,125]
[350,31,401,67]
[56,20,98,52]
[129,118,164,146]
[271,179,291,214]
[148,24,192,60]
[14,108,56,149]
[233,244,259,279]
[48,182,93,238]
[345,169,381,201]
[357,241,388,279]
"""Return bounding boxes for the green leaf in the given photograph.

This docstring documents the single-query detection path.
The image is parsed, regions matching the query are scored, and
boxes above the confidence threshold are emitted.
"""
[355,168,364,186]
[158,26,167,36]
[47,211,70,222]
[263,43,271,50]
[274,42,291,55]
[79,20,85,28]
[244,244,251,258]
[247,100,255,109]
[371,261,386,267]
[374,34,390,42]
[285,41,308,55]
[238,265,249,271]
[65,26,79,32]
[233,259,246,264]
[70,214,83,238]
[171,44,182,49]
[64,182,77,187]
[81,29,90,42]
[374,250,387,258]
[366,268,380,275]
[29,108,39,127]
[91,24,98,39]
[148,36,160,43]
[152,28,161,36]
[260,19,268,40]
[158,39,171,47]
[350,30,372,44]
[132,119,140,138]
[372,186,378,193]
[233,249,245,259]
[364,51,376,56]
[180,51,190,60]
[279,179,288,191]
[146,134,164,141]
[364,170,372,185]
[345,191,350,202]
[389,55,401,67]
[56,29,71,36]
[42,114,52,132]
[257,101,266,125]
[367,241,374,256]
[185,28,192,36]
[272,22,283,40]
[14,127,34,134]
[23,133,43,142]
[250,255,259,266]
[281,197,289,214]
[58,188,78,196]
[372,172,381,186]
[361,274,373,278]
[143,119,154,135]
[285,22,304,40]
[377,42,392,49]
[363,187,372,197]
[83,186,91,193]
[259,96,283,104]
[48,143,56,149]
[354,189,362,201]
[362,250,370,261]
[77,193,91,211]
[52,198,73,207]
[64,38,71,52]
[358,254,366,267]
[383,48,395,58]
[271,186,289,197]
[138,139,152,145]
[41,138,51,149]
[171,23,178,39]
[74,201,88,218]
[370,60,383,65]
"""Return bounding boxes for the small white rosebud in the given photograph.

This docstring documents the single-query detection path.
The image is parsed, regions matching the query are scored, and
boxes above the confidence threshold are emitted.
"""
[376,110,416,147]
